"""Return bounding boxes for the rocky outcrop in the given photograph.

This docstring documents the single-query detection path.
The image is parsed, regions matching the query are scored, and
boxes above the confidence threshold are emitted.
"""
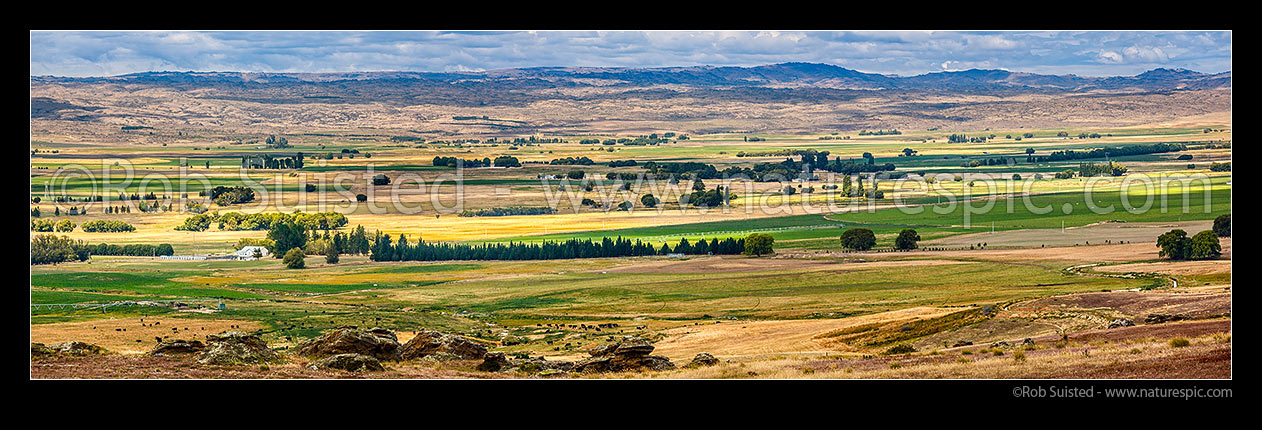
[574,337,675,373]
[1145,314,1186,325]
[309,353,385,372]
[683,352,719,368]
[49,341,107,356]
[951,340,974,347]
[295,327,402,360]
[198,331,283,365]
[513,356,575,374]
[476,352,511,372]
[31,342,55,357]
[400,330,487,360]
[1108,318,1135,329]
[148,339,205,356]
[991,340,1012,349]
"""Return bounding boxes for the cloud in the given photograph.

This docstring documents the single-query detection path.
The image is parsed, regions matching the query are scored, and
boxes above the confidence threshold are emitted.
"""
[29,30,1232,78]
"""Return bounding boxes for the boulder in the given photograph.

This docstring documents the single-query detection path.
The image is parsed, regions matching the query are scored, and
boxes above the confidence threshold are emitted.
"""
[31,342,54,357]
[49,341,107,356]
[1145,314,1185,325]
[574,336,675,373]
[309,353,385,372]
[1021,338,1035,347]
[683,352,719,368]
[400,329,487,360]
[991,340,1012,349]
[148,339,205,356]
[513,356,574,374]
[295,327,401,360]
[198,331,283,365]
[1108,318,1135,329]
[476,352,511,372]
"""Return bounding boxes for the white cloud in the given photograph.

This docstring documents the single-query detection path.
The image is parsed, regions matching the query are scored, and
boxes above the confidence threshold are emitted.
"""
[29,30,1232,78]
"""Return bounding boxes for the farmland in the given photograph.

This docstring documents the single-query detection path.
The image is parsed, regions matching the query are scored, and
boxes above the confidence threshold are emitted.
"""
[30,61,1231,379]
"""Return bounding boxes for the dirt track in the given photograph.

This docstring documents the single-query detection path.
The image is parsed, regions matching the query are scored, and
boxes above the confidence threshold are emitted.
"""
[924,220,1214,248]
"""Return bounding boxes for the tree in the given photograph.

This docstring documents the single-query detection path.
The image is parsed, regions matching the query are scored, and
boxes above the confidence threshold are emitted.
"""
[894,229,921,250]
[356,194,368,202]
[372,174,391,186]
[1156,229,1191,260]
[742,233,774,257]
[640,194,659,208]
[54,219,76,232]
[1213,214,1231,237]
[1189,230,1222,260]
[324,245,340,264]
[267,221,308,258]
[30,234,89,265]
[283,247,306,269]
[840,228,876,250]
[692,178,706,192]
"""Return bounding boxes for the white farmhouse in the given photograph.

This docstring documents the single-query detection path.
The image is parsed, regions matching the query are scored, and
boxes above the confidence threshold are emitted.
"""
[232,246,271,260]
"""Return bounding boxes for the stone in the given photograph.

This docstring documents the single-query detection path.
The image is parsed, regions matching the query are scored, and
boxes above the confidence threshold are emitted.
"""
[1108,318,1135,329]
[31,342,55,357]
[477,352,511,372]
[573,336,675,373]
[295,327,401,360]
[991,340,1012,349]
[400,329,487,360]
[683,352,719,368]
[1145,314,1185,325]
[49,341,107,356]
[309,353,385,372]
[198,331,283,365]
[512,356,574,374]
[148,339,205,356]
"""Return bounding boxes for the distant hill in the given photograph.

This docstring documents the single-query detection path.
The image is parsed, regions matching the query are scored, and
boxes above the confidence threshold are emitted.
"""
[31,62,1231,94]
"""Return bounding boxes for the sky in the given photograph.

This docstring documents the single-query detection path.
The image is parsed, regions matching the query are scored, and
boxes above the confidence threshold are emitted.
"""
[30,30,1232,78]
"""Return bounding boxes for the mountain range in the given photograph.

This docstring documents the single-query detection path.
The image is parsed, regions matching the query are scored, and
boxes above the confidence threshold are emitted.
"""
[32,62,1231,94]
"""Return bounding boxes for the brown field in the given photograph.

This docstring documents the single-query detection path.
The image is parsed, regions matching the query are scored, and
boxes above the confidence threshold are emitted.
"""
[599,255,967,274]
[652,306,960,360]
[30,317,262,354]
[829,239,1231,264]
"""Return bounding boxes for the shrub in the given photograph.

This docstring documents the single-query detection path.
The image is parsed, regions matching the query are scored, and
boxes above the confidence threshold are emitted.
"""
[54,219,76,232]
[884,344,916,355]
[742,233,774,257]
[840,228,877,250]
[1169,338,1190,348]
[80,220,135,233]
[640,194,659,208]
[283,248,306,269]
[1213,214,1230,237]
[1013,351,1026,362]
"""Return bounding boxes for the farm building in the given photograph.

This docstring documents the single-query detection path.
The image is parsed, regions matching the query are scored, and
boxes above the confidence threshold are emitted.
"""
[232,246,271,260]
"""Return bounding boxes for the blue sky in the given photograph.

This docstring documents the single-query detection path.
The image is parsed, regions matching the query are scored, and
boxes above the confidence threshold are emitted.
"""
[30,30,1231,78]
